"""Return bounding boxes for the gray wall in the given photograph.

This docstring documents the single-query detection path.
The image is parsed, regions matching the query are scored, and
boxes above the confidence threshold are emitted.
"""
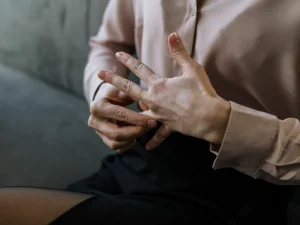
[0,0,109,96]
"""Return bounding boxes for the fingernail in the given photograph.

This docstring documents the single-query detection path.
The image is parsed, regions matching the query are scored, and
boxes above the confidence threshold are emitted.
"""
[146,144,153,151]
[98,71,106,79]
[116,52,123,59]
[148,120,157,128]
[170,32,180,44]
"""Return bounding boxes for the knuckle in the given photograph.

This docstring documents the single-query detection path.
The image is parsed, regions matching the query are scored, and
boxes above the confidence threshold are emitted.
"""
[115,109,128,122]
[90,101,97,115]
[110,142,120,150]
[132,62,145,75]
[112,130,122,141]
[121,80,132,93]
[90,101,104,115]
[108,130,117,140]
[88,116,95,128]
[172,47,184,57]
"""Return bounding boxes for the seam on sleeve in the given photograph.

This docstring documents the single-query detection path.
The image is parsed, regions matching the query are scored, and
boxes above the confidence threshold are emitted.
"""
[254,118,278,177]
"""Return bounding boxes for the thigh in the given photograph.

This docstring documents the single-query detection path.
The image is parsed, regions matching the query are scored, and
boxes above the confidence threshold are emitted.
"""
[0,187,92,225]
[50,194,223,225]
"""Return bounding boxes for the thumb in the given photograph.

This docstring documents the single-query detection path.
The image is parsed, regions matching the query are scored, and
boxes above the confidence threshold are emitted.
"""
[168,33,193,70]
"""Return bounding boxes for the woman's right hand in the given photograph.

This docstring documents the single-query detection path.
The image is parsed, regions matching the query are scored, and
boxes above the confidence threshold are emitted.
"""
[88,81,157,153]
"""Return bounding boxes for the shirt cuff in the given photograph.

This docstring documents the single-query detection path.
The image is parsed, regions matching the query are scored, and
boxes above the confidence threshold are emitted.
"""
[211,101,279,177]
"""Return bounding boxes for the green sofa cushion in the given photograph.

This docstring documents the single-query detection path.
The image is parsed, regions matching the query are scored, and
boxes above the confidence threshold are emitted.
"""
[0,64,111,189]
[0,0,108,96]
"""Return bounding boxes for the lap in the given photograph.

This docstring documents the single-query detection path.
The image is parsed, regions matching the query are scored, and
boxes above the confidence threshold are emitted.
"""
[66,130,294,225]
[50,193,222,225]
[0,187,224,225]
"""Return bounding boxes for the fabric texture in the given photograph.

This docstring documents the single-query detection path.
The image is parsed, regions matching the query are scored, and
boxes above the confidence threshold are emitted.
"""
[84,0,300,184]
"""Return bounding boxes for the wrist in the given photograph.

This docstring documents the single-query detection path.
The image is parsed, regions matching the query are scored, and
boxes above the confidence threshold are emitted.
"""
[208,98,231,144]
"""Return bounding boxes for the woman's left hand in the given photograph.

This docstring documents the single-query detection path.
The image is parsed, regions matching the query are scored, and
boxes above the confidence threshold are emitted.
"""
[99,33,231,150]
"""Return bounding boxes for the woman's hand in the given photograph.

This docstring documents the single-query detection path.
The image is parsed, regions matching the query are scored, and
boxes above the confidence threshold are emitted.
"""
[88,82,157,153]
[99,33,230,150]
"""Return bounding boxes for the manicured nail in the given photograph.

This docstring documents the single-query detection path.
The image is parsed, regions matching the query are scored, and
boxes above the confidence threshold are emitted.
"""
[170,32,180,44]
[116,52,123,59]
[148,120,157,128]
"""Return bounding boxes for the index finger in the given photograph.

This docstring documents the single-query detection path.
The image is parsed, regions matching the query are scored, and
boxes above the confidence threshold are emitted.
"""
[98,71,148,102]
[115,52,159,85]
[90,101,156,128]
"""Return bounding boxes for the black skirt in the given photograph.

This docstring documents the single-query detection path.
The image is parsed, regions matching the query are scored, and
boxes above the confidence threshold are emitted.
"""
[51,125,294,225]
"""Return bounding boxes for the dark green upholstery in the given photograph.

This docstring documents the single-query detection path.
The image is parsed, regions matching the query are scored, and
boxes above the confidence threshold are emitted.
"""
[0,0,107,95]
[0,64,110,188]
